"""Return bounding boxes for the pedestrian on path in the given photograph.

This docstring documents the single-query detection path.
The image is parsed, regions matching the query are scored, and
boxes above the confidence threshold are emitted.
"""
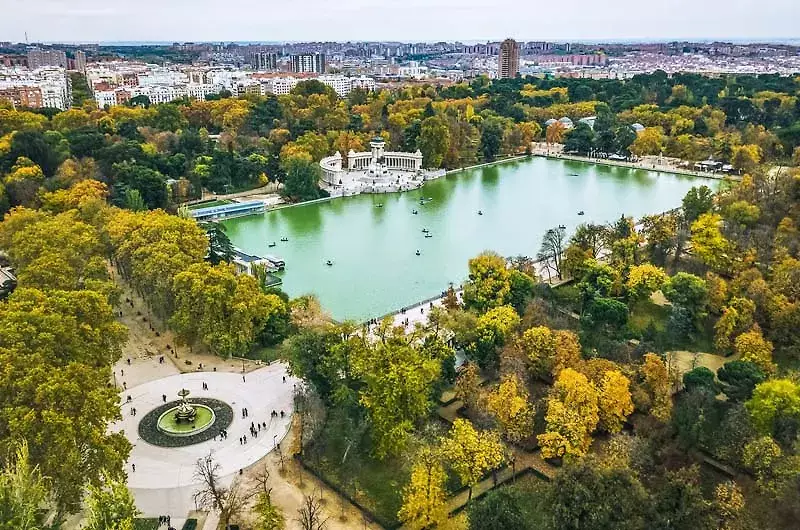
[131,463,135,472]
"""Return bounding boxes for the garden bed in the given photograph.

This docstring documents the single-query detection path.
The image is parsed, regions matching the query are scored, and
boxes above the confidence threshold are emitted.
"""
[137,398,233,447]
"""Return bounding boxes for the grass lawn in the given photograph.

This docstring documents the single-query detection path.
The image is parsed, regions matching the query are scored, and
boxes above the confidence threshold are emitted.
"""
[629,299,669,334]
[303,422,409,527]
[133,519,160,530]
[248,343,285,364]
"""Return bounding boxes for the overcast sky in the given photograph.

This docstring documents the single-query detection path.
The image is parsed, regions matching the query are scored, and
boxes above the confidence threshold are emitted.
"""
[2,0,798,44]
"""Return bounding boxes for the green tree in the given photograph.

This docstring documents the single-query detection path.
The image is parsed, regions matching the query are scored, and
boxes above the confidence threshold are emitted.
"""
[84,480,139,530]
[746,379,800,447]
[280,154,323,201]
[480,119,504,162]
[564,122,595,155]
[546,458,650,530]
[682,185,714,224]
[663,272,708,325]
[0,442,48,530]
[417,116,450,168]
[717,360,765,402]
[468,488,533,530]
[202,221,235,265]
[353,337,441,458]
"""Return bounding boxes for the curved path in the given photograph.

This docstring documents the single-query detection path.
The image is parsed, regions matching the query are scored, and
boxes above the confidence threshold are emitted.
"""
[111,364,298,518]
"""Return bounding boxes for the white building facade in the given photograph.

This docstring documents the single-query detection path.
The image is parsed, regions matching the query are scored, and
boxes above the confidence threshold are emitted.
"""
[319,137,444,196]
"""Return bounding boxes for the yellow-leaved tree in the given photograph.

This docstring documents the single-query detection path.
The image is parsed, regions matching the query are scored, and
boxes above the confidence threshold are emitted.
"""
[398,447,449,530]
[538,368,599,459]
[638,353,673,421]
[734,326,776,375]
[440,419,504,501]
[485,374,534,442]
[516,326,581,380]
[597,370,634,433]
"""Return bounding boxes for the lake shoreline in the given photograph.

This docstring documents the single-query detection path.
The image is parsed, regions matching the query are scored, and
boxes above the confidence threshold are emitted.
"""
[224,156,712,321]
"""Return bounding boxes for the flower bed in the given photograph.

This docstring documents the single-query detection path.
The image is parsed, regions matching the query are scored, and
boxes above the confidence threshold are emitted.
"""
[138,398,233,447]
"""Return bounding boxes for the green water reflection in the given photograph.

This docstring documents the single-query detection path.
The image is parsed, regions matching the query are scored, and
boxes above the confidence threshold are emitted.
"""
[223,157,711,321]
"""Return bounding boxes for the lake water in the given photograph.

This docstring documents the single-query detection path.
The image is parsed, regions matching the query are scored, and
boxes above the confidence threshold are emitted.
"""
[223,157,710,321]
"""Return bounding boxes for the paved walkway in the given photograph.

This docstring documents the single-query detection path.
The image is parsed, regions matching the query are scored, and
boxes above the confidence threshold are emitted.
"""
[111,365,298,520]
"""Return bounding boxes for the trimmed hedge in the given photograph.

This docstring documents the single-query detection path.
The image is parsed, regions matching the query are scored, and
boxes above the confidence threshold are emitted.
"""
[133,518,160,530]
[180,519,198,530]
[138,398,233,447]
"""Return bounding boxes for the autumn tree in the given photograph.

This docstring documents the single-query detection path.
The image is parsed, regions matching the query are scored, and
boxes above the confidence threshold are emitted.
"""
[731,144,762,173]
[172,263,285,357]
[625,263,668,304]
[629,127,665,156]
[538,368,599,459]
[516,326,581,380]
[691,213,732,272]
[454,361,482,411]
[441,419,504,501]
[638,353,673,421]
[485,374,534,442]
[0,287,129,517]
[353,338,441,458]
[470,305,520,369]
[713,297,755,354]
[462,251,511,312]
[734,326,776,375]
[597,370,634,433]
[398,447,449,530]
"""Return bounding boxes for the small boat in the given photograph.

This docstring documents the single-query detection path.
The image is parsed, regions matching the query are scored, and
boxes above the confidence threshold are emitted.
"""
[325,260,333,266]
[375,203,384,208]
[558,224,566,230]
[477,210,483,216]
[415,250,421,256]
[268,242,277,247]
[424,234,433,238]
[412,210,418,215]
[422,228,429,233]
[577,211,585,216]
[568,173,580,177]
[280,237,288,242]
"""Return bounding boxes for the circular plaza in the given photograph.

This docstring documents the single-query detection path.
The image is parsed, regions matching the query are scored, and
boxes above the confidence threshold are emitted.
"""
[112,364,298,516]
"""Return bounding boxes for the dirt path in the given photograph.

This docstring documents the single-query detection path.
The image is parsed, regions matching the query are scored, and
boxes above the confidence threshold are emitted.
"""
[232,420,382,530]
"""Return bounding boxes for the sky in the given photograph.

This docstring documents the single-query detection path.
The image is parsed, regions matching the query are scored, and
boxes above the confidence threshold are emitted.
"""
[1,0,798,44]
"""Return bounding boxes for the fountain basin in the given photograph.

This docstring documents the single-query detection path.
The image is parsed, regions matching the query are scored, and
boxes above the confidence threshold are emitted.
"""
[156,404,215,436]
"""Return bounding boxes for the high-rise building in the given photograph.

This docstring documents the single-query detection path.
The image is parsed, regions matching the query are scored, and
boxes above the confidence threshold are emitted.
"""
[497,38,520,79]
[249,52,278,71]
[290,53,326,74]
[27,48,68,69]
[74,50,87,73]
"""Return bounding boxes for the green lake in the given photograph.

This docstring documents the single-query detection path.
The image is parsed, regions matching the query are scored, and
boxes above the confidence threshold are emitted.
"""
[223,157,711,321]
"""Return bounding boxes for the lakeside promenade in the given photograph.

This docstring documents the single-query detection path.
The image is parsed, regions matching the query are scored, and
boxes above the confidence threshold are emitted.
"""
[531,143,741,182]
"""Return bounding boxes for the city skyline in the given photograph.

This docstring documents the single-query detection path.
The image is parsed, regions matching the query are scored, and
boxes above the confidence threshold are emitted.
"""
[2,0,799,43]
